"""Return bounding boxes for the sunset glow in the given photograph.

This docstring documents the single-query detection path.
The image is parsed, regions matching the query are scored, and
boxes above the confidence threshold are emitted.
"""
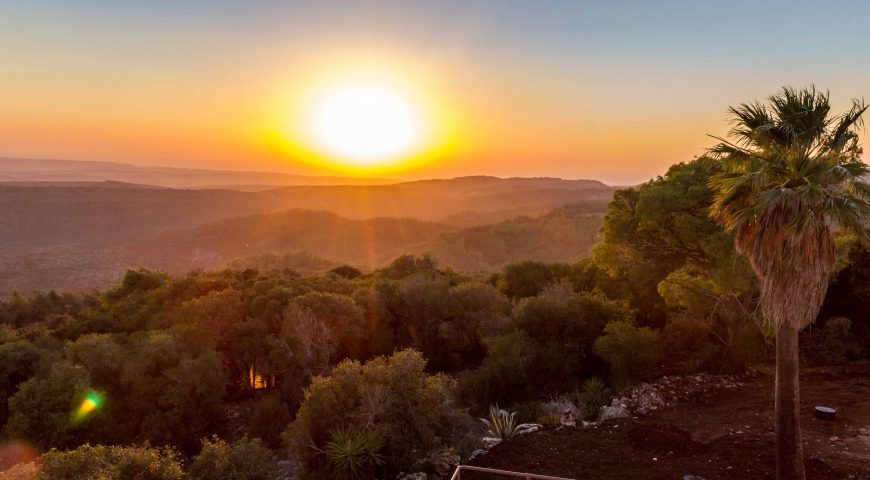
[306,79,425,166]
[2,1,870,184]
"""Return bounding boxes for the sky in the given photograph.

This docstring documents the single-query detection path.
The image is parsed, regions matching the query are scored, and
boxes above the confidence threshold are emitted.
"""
[2,0,869,184]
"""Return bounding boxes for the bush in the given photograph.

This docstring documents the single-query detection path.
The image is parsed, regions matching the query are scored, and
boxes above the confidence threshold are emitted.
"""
[535,409,562,429]
[593,321,660,388]
[285,349,470,479]
[660,317,709,368]
[189,436,276,480]
[803,317,863,365]
[510,291,631,390]
[330,265,363,279]
[6,361,95,450]
[247,393,292,449]
[458,331,536,405]
[39,444,183,480]
[575,377,612,420]
[0,462,37,480]
[496,261,570,299]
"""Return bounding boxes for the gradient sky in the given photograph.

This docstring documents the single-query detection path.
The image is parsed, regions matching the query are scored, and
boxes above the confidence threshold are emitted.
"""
[2,0,869,184]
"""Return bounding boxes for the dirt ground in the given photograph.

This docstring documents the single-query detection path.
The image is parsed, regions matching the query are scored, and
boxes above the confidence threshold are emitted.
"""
[465,362,870,480]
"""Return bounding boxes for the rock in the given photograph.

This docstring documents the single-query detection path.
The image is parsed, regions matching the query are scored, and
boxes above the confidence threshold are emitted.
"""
[560,408,576,427]
[683,476,706,480]
[515,423,542,435]
[396,473,427,480]
[600,401,629,420]
[427,448,460,477]
[481,437,502,449]
[468,449,486,461]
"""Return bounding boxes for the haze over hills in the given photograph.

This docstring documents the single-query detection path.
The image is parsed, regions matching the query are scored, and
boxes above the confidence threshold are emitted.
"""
[0,159,617,295]
[0,157,394,188]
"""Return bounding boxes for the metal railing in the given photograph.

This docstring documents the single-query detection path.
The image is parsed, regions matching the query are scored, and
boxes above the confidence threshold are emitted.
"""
[449,465,575,480]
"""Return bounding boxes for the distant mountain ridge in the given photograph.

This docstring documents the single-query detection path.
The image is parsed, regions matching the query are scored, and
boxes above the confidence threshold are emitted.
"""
[0,161,617,296]
[0,157,393,188]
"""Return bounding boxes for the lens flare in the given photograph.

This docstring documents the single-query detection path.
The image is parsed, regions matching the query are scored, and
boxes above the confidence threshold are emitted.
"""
[73,391,103,421]
[0,441,39,467]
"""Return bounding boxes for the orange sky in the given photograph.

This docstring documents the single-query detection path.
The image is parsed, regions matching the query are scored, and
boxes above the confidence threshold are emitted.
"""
[2,1,868,184]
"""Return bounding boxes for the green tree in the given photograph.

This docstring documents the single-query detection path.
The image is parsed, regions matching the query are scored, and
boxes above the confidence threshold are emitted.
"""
[189,436,276,480]
[512,289,631,389]
[121,333,226,453]
[593,321,660,388]
[0,341,46,428]
[285,349,467,479]
[708,86,870,480]
[594,159,757,330]
[39,444,184,480]
[495,260,569,299]
[6,362,94,450]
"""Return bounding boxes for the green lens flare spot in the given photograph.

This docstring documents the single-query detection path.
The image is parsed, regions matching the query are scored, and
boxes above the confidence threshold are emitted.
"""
[74,391,104,420]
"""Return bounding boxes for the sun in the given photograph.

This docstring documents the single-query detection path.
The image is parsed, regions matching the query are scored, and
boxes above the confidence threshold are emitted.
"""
[305,79,425,166]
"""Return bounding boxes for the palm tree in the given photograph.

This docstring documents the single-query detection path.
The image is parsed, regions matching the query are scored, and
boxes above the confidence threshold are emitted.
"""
[707,86,870,480]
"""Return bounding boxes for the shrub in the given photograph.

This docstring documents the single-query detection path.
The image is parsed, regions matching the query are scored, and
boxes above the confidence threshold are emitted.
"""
[535,409,562,429]
[534,396,576,428]
[496,261,569,299]
[189,436,276,480]
[285,349,470,479]
[593,321,660,388]
[479,405,519,440]
[39,444,183,480]
[247,393,292,449]
[6,361,95,450]
[803,317,863,365]
[660,317,709,367]
[458,331,536,405]
[0,462,37,480]
[510,291,631,391]
[324,426,385,480]
[575,377,612,420]
[330,265,363,279]
[509,400,545,424]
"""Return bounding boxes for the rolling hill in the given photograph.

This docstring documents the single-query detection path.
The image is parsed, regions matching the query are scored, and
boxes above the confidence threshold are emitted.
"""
[0,164,617,295]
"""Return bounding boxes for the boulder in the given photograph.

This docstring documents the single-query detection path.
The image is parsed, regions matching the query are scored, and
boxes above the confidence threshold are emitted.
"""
[600,401,629,420]
[396,473,427,480]
[515,423,543,435]
[481,436,502,449]
[428,448,460,477]
[560,408,576,427]
[468,449,486,461]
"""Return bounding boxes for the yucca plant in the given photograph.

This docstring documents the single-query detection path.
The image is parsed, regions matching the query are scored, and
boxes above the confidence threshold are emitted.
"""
[577,377,612,420]
[479,405,519,440]
[324,425,385,480]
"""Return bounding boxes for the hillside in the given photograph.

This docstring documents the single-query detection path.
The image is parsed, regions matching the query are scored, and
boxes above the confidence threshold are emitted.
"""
[0,173,615,295]
[0,175,614,249]
[120,210,455,272]
[419,206,604,270]
[0,204,607,296]
[0,157,393,188]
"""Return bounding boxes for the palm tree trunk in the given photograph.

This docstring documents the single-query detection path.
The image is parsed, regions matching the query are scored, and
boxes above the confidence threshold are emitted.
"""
[775,323,805,480]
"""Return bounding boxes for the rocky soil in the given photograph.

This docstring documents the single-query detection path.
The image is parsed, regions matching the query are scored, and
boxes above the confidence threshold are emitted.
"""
[463,362,870,480]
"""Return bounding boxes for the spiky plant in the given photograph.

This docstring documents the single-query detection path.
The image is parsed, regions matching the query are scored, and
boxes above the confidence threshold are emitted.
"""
[577,377,612,420]
[479,405,519,440]
[708,86,870,480]
[324,425,385,480]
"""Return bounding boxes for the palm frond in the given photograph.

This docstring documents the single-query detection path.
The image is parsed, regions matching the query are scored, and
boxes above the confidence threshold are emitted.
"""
[707,86,870,329]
